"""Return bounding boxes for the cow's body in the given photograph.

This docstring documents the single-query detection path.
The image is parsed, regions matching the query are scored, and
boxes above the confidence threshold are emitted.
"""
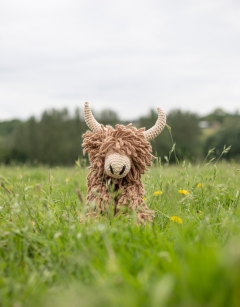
[82,102,166,222]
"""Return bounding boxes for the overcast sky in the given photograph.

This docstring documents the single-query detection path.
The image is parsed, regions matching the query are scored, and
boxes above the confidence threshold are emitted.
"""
[1,0,240,121]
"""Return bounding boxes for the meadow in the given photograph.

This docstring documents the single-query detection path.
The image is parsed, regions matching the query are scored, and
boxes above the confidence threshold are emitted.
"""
[0,161,240,307]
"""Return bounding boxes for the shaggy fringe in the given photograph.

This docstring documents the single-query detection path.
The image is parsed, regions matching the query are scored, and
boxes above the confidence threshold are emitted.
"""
[82,124,155,223]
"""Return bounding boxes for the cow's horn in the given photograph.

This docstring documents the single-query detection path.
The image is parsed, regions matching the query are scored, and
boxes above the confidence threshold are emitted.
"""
[144,107,166,141]
[84,102,101,132]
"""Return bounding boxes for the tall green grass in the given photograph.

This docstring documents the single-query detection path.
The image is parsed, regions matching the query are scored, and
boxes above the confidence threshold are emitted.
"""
[0,162,240,307]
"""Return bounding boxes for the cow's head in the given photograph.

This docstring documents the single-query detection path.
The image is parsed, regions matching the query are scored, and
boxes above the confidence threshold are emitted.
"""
[83,102,166,179]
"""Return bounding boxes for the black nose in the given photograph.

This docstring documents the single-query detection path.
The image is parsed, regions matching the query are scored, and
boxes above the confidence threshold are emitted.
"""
[110,165,114,174]
[119,165,126,175]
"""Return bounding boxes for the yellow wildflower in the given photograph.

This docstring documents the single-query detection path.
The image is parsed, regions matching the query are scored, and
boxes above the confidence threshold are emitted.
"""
[197,183,204,188]
[170,216,183,224]
[178,189,189,195]
[143,197,147,201]
[154,190,163,196]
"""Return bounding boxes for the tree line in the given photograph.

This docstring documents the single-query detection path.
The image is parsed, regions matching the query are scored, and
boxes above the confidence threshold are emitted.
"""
[0,107,239,166]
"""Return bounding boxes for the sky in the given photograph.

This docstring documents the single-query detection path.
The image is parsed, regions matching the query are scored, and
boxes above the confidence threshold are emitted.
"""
[0,0,240,121]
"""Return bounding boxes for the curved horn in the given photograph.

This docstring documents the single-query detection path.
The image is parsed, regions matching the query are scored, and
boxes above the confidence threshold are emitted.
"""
[84,102,101,132]
[144,107,166,141]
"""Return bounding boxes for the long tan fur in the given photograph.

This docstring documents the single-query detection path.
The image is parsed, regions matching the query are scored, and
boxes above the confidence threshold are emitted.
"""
[82,124,155,222]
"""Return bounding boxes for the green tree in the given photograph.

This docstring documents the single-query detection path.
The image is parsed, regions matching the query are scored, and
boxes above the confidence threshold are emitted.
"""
[204,115,240,160]
[96,109,121,127]
[139,109,201,162]
[0,120,22,163]
[11,108,88,165]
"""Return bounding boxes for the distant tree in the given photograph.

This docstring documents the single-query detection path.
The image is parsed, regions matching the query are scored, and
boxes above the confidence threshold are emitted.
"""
[6,121,29,163]
[0,119,22,136]
[201,108,229,124]
[139,109,201,162]
[96,109,121,127]
[37,109,73,165]
[204,115,240,160]
[11,108,88,165]
[0,119,22,154]
[167,110,201,161]
[70,107,85,160]
[4,148,28,164]
[3,106,239,165]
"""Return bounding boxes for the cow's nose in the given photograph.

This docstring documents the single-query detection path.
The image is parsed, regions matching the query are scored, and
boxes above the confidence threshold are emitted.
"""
[109,165,114,175]
[119,165,126,175]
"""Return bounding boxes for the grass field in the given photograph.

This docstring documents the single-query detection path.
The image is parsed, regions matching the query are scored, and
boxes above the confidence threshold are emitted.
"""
[0,161,240,307]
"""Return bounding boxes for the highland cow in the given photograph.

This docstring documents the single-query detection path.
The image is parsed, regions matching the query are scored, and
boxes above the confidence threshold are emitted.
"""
[82,102,166,222]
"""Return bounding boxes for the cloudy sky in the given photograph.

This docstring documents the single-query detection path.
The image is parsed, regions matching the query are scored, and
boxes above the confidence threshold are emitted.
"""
[1,0,240,121]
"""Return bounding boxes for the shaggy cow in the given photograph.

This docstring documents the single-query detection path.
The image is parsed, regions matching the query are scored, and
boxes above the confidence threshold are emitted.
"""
[82,102,166,222]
